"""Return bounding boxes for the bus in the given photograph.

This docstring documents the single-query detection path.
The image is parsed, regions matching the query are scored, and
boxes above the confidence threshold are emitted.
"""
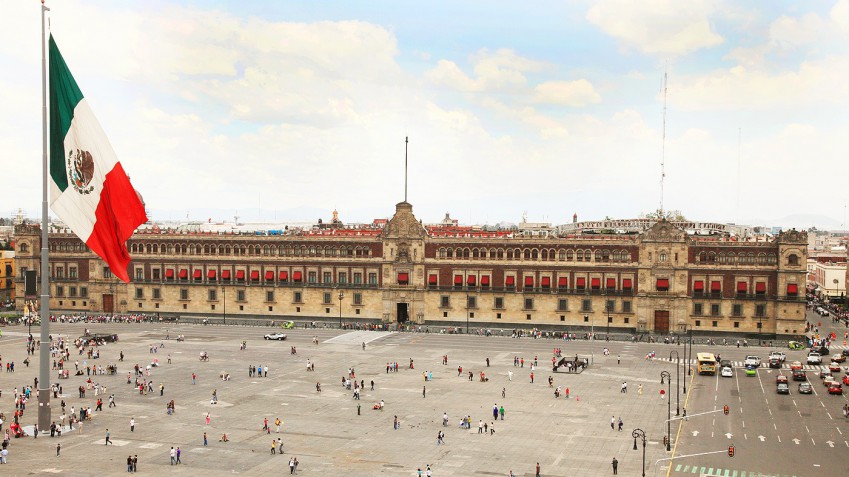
[697,352,717,375]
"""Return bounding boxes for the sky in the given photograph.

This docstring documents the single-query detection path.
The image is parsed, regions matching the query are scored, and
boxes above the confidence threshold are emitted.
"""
[2,0,849,229]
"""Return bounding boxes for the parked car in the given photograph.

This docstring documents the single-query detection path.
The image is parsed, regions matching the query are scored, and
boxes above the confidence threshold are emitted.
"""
[807,352,822,365]
[744,356,761,367]
[721,366,733,378]
[263,333,288,341]
[792,370,807,381]
[798,382,813,394]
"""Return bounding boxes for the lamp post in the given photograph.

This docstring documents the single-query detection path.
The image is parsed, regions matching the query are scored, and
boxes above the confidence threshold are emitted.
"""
[466,289,470,335]
[221,286,226,325]
[687,326,693,377]
[669,351,680,415]
[338,290,344,329]
[660,370,671,451]
[606,300,611,338]
[632,428,647,477]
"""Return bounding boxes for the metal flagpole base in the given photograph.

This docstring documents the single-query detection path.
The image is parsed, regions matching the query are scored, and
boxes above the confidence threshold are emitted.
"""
[38,388,52,431]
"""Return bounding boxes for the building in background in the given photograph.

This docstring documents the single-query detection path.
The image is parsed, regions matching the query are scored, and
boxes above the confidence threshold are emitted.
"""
[0,250,14,305]
[13,202,809,338]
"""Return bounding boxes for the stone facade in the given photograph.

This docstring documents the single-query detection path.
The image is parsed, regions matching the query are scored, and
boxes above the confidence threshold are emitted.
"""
[13,202,809,337]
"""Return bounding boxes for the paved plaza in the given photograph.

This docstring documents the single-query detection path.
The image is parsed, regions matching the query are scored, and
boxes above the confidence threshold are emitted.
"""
[0,321,680,476]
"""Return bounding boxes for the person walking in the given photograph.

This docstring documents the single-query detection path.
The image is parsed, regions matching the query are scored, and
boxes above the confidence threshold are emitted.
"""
[638,384,643,395]
[610,416,615,429]
[56,443,60,457]
[176,447,181,464]
[105,429,113,445]
[289,457,295,474]
[535,462,541,477]
[508,370,513,381]
[170,447,177,465]
[127,455,133,472]
[612,457,618,475]
[530,372,534,383]
[271,439,277,454]
[130,417,135,432]
[203,432,208,446]
[275,418,282,433]
[618,417,623,431]
[423,386,426,398]
[206,413,211,425]
[500,405,505,420]
[191,373,196,385]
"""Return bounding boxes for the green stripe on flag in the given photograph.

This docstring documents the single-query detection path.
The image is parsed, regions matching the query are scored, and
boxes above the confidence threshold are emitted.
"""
[48,34,84,192]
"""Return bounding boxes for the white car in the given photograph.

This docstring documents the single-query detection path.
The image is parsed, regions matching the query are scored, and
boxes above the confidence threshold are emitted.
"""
[263,333,288,341]
[744,356,761,367]
[721,367,733,377]
[769,351,786,363]
[807,352,822,365]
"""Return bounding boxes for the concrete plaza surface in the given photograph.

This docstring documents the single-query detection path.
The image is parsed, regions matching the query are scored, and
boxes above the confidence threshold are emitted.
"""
[0,323,677,476]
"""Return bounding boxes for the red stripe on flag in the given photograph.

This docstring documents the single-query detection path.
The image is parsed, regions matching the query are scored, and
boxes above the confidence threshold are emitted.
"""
[85,162,147,282]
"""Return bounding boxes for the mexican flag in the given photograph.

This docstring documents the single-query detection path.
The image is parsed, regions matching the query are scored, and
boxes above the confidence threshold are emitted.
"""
[49,35,147,282]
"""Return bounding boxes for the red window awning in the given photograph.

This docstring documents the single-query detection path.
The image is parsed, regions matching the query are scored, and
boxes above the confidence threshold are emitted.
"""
[279,271,288,281]
[524,276,534,287]
[398,272,409,283]
[235,270,245,280]
[657,278,669,290]
[207,270,217,279]
[693,280,704,291]
[591,278,601,289]
[481,275,490,286]
[179,269,188,279]
[467,275,476,285]
[222,270,231,280]
[193,269,202,280]
[606,278,616,289]
[576,277,586,288]
[710,280,721,292]
[558,277,568,288]
[787,283,798,295]
[265,271,274,281]
[541,277,551,287]
[454,275,463,285]
[737,281,747,292]
[506,276,515,286]
[428,274,437,285]
[293,271,302,282]
[622,278,632,290]
[250,270,260,281]
[755,282,766,293]
[165,269,174,279]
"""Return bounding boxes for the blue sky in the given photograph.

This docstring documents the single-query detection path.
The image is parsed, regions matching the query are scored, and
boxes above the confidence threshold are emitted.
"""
[3,1,849,228]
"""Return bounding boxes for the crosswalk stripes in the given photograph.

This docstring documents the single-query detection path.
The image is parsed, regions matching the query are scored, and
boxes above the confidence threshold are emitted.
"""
[654,357,847,371]
[674,463,797,477]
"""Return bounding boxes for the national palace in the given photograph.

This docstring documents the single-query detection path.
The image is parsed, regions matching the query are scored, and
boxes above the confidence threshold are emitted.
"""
[13,201,809,338]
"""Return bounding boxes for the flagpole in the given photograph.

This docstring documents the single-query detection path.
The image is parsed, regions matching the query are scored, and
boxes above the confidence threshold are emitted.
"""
[38,0,52,434]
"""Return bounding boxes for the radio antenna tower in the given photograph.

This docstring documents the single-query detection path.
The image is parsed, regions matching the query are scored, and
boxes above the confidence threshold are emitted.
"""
[660,66,668,216]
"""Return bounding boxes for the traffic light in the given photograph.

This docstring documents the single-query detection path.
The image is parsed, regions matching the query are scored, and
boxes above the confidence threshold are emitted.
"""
[728,445,735,458]
[723,405,729,415]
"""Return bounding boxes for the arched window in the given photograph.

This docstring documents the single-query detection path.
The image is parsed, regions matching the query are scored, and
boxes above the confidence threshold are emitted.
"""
[446,248,453,258]
[541,250,548,261]
[472,248,480,259]
[559,250,566,261]
[523,249,531,260]
[601,250,610,262]
[787,254,799,266]
[698,252,706,263]
[576,250,583,262]
[767,253,776,264]
[506,249,513,260]
[566,250,573,261]
[462,248,470,259]
[531,249,538,260]
[497,248,504,259]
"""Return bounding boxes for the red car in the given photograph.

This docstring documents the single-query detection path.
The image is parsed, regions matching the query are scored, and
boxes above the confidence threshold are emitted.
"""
[776,374,789,384]
[828,383,843,395]
[842,375,849,386]
[829,363,842,373]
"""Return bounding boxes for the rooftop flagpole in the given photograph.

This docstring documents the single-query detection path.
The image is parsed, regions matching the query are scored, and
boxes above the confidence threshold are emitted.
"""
[38,0,53,433]
[404,136,408,202]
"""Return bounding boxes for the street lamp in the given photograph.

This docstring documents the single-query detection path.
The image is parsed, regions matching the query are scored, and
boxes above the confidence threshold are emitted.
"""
[669,351,680,415]
[221,286,226,325]
[632,428,647,477]
[466,289,470,335]
[660,370,671,451]
[338,290,344,329]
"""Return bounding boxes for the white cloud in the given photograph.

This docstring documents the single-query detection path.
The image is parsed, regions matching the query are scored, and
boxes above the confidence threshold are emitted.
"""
[533,79,601,107]
[586,0,724,55]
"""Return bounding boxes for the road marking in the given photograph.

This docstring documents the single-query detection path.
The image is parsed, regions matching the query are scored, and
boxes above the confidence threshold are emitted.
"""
[757,435,765,441]
[812,437,816,445]
[741,420,745,428]
[725,432,733,439]
[793,437,800,445]
[837,427,843,435]
[777,435,781,443]
[805,425,810,433]
[826,440,835,447]
[792,399,797,407]
[827,412,833,420]
[692,430,699,437]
